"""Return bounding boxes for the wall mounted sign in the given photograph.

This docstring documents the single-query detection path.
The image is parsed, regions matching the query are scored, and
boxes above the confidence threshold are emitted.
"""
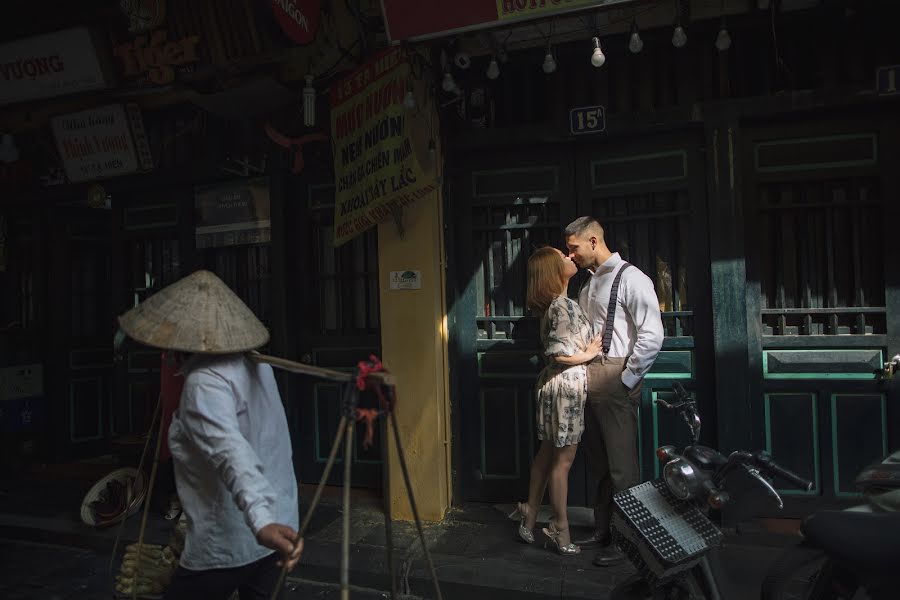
[120,0,167,34]
[0,364,43,434]
[195,178,271,248]
[569,105,606,135]
[113,30,201,85]
[330,46,439,246]
[389,270,422,290]
[0,27,109,106]
[272,0,321,45]
[51,103,154,183]
[876,65,899,96]
[381,0,638,42]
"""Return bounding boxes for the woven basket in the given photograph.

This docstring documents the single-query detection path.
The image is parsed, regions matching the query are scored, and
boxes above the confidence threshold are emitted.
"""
[80,467,147,527]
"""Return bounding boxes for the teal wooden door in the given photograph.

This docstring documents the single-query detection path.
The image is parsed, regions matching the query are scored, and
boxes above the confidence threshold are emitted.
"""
[743,117,899,512]
[291,183,383,489]
[574,133,714,485]
[449,131,713,504]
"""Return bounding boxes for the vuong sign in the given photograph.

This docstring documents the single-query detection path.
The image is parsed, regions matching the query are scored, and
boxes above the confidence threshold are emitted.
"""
[381,0,640,42]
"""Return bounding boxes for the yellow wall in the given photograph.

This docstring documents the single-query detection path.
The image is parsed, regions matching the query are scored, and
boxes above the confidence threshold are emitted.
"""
[377,188,451,522]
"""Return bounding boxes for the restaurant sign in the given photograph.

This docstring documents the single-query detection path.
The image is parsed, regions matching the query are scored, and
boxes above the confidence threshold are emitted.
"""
[195,178,271,249]
[330,46,438,246]
[0,27,109,106]
[51,104,154,183]
[381,0,639,42]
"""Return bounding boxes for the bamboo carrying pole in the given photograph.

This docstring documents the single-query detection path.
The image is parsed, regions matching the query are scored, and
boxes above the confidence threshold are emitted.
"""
[249,352,396,386]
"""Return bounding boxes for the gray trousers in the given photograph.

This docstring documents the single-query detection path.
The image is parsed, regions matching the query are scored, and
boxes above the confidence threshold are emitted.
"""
[583,356,642,541]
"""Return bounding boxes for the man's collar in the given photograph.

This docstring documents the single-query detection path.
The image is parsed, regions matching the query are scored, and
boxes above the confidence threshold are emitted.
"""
[589,252,622,275]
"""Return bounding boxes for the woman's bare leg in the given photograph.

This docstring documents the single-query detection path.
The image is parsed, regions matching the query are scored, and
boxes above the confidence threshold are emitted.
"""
[524,440,554,528]
[548,444,578,543]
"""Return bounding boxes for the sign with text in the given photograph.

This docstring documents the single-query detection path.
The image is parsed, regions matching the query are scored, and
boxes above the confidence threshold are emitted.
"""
[381,0,637,42]
[195,178,271,248]
[0,27,109,106]
[330,46,438,246]
[272,0,321,45]
[113,30,201,85]
[51,104,153,183]
[569,105,605,135]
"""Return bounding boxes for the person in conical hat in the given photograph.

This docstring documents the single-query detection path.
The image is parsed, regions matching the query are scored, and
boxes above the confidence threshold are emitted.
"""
[118,270,302,599]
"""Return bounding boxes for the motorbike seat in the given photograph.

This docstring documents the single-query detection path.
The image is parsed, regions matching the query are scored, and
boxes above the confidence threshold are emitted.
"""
[801,510,900,574]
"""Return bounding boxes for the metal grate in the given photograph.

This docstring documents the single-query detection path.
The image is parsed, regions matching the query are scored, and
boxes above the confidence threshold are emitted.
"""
[590,190,693,338]
[612,479,722,584]
[310,186,380,336]
[757,177,885,335]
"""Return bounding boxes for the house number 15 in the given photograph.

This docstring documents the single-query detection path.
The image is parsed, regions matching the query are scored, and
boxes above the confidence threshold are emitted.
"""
[569,105,606,135]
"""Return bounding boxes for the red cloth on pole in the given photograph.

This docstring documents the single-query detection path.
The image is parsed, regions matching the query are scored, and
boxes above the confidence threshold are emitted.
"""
[159,352,184,461]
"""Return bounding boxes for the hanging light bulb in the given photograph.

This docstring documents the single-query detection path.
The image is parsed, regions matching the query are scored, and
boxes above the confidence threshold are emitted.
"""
[590,37,605,68]
[542,47,557,74]
[715,19,732,51]
[302,75,316,127]
[441,71,456,92]
[672,25,687,48]
[0,134,19,163]
[403,89,416,109]
[486,57,500,80]
[628,21,643,54]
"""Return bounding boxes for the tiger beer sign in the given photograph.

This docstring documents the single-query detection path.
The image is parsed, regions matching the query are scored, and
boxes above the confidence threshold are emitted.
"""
[330,47,437,246]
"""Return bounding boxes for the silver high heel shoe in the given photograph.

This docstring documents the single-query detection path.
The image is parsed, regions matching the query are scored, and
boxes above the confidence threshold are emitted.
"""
[510,502,535,544]
[542,519,581,555]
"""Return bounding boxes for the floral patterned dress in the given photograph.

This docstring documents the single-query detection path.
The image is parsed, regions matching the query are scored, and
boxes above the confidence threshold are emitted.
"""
[536,295,593,447]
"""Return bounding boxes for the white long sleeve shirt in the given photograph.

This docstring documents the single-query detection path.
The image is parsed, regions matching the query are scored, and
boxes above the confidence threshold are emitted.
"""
[578,252,665,389]
[168,354,299,570]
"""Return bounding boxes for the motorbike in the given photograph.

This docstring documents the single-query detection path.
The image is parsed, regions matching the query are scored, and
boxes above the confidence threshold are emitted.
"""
[610,382,813,600]
[759,356,900,600]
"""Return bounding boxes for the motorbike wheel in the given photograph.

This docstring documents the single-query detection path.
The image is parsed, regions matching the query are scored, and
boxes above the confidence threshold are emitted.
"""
[760,545,856,600]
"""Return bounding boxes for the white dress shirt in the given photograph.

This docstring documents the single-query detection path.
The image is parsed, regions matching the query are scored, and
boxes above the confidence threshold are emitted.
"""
[578,252,665,389]
[168,354,299,570]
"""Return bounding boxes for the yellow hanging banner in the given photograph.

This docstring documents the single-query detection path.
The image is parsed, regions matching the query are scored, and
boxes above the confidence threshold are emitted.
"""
[330,46,437,247]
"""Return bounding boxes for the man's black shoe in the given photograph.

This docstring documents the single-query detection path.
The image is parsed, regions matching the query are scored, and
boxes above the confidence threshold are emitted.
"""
[572,532,608,547]
[592,544,626,567]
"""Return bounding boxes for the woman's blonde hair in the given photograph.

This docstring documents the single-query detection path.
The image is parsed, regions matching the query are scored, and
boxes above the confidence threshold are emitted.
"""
[526,247,567,315]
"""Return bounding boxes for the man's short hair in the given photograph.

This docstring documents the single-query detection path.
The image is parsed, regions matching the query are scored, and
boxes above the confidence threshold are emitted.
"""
[564,216,602,238]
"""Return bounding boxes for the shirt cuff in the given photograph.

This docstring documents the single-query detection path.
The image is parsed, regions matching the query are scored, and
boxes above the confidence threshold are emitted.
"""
[246,503,275,535]
[621,370,642,391]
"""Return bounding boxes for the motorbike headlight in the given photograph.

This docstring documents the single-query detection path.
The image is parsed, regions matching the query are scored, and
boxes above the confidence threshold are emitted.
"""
[663,457,699,500]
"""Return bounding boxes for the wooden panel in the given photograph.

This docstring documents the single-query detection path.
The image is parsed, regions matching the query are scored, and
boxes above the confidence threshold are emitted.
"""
[313,383,342,463]
[123,205,179,230]
[127,350,162,373]
[755,134,877,173]
[646,350,692,379]
[478,350,541,379]
[765,393,820,495]
[472,167,558,196]
[591,151,687,189]
[480,387,523,480]
[313,347,379,369]
[831,393,886,496]
[763,349,882,379]
[69,348,112,370]
[69,377,103,443]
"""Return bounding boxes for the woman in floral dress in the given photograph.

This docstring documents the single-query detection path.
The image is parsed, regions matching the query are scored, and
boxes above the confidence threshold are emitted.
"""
[514,247,603,555]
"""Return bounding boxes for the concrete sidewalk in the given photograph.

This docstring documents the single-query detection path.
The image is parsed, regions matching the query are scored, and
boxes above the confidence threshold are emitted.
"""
[0,471,798,599]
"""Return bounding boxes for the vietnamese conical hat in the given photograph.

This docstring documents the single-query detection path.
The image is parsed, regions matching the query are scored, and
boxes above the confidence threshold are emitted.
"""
[118,270,269,354]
